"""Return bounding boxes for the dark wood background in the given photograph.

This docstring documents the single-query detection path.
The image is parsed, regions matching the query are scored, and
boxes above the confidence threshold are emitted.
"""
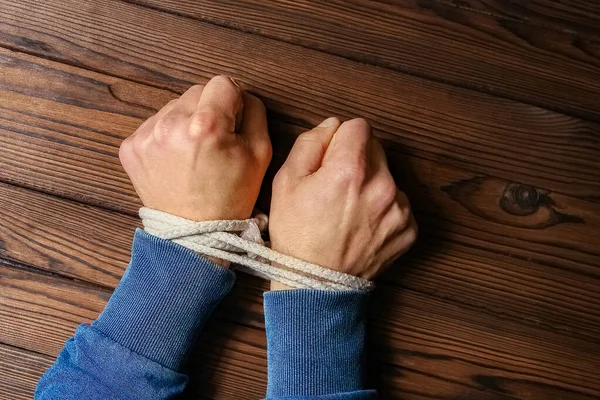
[0,0,599,399]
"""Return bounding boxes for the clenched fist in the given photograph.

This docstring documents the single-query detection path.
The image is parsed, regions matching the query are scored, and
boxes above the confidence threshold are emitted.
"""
[119,76,272,222]
[269,117,417,288]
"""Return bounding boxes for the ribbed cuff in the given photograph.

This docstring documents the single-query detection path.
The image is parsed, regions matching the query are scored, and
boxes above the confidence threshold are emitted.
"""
[264,289,369,398]
[93,229,235,371]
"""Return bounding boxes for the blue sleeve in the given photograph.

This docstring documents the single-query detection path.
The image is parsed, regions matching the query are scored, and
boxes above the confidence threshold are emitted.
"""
[35,229,235,400]
[263,290,377,400]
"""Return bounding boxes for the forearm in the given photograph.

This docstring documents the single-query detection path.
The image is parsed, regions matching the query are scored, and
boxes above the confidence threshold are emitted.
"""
[264,289,377,400]
[36,229,235,399]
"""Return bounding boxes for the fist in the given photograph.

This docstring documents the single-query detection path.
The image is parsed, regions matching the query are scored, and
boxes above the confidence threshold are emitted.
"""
[119,76,272,221]
[269,117,417,283]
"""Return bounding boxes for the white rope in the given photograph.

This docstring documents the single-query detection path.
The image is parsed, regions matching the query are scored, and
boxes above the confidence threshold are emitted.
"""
[139,207,374,291]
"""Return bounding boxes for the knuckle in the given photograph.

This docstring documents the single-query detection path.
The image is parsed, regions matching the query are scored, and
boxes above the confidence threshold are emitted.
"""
[395,203,412,232]
[259,140,273,164]
[296,131,322,148]
[404,220,418,245]
[118,137,133,164]
[211,74,230,83]
[377,177,398,206]
[153,112,181,139]
[396,210,411,232]
[210,75,238,90]
[298,130,318,142]
[189,110,220,138]
[157,100,178,116]
[131,131,150,154]
[273,165,296,190]
[334,163,366,185]
[342,118,372,136]
[188,84,205,92]
[273,168,288,189]
[335,154,368,183]
[165,99,178,108]
[246,93,267,116]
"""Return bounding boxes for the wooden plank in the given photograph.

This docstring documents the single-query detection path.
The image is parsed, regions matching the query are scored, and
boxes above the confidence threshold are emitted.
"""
[388,0,600,37]
[0,185,599,398]
[0,182,136,288]
[0,344,53,400]
[0,2,598,396]
[2,180,597,346]
[0,47,174,212]
[2,262,599,399]
[367,287,600,399]
[2,68,600,338]
[0,263,270,399]
[1,44,599,353]
[0,263,109,355]
[1,48,599,282]
[128,0,600,121]
[1,1,599,199]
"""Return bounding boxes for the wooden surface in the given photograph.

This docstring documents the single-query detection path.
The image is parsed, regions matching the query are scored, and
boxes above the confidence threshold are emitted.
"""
[0,0,599,398]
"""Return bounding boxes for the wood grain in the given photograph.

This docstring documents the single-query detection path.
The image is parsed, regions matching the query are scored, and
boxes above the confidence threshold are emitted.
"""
[390,0,600,37]
[1,0,600,200]
[0,182,136,287]
[127,0,600,121]
[0,264,109,355]
[0,0,599,398]
[2,261,599,399]
[1,48,599,281]
[2,179,598,346]
[0,344,54,400]
[0,185,600,399]
[0,39,599,343]
[0,264,270,399]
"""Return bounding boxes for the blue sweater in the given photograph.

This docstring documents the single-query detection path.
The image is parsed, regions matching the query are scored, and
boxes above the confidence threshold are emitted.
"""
[35,229,377,399]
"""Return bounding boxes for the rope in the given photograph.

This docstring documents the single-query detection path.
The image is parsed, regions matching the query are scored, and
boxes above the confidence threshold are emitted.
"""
[139,207,374,291]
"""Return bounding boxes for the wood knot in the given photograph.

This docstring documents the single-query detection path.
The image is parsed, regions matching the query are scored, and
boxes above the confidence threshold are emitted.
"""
[500,183,544,216]
[442,176,584,229]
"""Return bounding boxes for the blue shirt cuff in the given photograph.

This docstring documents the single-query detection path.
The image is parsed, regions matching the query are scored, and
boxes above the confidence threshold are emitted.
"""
[93,229,235,371]
[263,289,371,398]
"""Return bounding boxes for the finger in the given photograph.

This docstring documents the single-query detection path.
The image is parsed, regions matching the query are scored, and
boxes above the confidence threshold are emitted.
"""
[375,214,418,275]
[386,215,417,257]
[153,108,190,141]
[177,84,205,114]
[239,93,270,156]
[134,95,185,139]
[322,118,372,169]
[133,115,156,136]
[281,117,341,178]
[369,137,389,174]
[381,190,412,236]
[195,75,243,134]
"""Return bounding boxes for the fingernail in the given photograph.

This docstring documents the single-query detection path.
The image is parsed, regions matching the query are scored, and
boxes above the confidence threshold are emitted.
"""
[230,77,242,90]
[318,117,339,128]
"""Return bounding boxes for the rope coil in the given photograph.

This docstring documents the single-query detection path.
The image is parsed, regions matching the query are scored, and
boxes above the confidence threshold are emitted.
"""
[140,207,374,291]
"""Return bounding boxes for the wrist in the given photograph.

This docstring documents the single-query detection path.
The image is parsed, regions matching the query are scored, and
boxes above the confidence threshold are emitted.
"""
[93,229,235,371]
[264,289,369,397]
[270,280,293,290]
[202,255,231,269]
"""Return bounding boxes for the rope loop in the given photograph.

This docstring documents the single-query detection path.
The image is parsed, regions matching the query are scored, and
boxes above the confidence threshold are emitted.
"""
[139,207,374,292]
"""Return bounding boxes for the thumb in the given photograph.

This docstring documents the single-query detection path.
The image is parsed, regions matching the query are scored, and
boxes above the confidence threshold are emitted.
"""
[281,117,341,178]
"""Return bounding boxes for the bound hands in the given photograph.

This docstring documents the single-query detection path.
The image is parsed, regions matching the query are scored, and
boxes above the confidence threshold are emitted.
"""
[119,75,417,284]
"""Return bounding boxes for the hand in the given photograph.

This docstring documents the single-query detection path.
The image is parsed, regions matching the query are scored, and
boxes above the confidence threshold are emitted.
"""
[119,75,272,222]
[119,76,272,268]
[269,117,417,289]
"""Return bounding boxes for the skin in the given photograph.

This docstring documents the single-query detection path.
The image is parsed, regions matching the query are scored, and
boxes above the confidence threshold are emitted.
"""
[269,117,417,289]
[119,75,417,283]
